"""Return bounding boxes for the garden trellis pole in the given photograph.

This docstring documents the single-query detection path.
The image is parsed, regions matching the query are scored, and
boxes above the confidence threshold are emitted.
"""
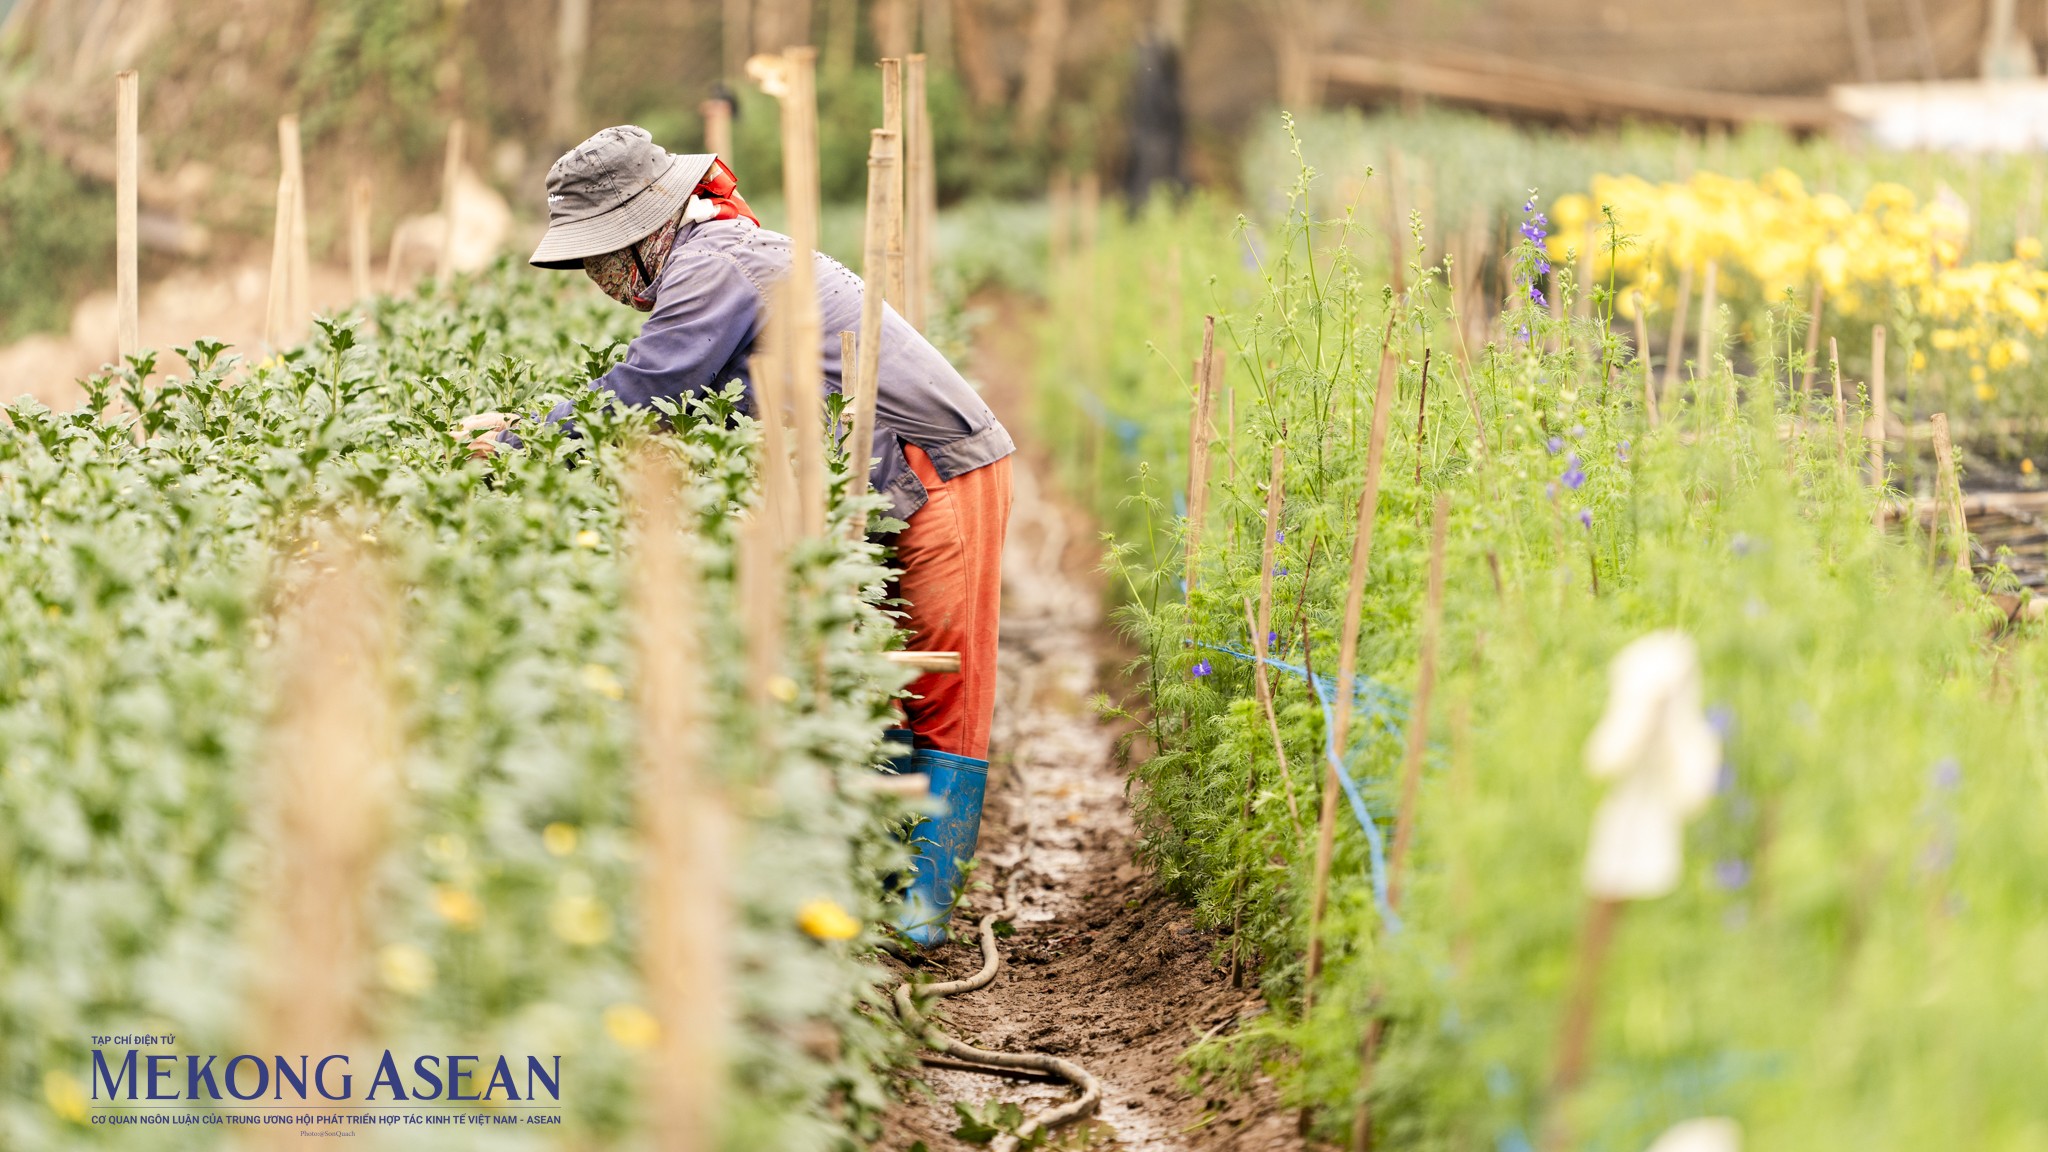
[848,127,899,539]
[779,47,827,537]
[1305,316,1399,1004]
[278,115,311,331]
[115,70,139,361]
[1661,262,1693,404]
[1184,315,1217,593]
[1799,280,1824,396]
[1830,337,1849,470]
[625,449,731,1152]
[1932,413,1969,577]
[264,170,299,350]
[256,535,397,1121]
[881,59,906,310]
[904,53,931,331]
[1387,492,1447,909]
[1254,437,1304,834]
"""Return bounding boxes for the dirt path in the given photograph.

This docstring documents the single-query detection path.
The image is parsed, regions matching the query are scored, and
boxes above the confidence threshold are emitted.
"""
[873,305,1304,1152]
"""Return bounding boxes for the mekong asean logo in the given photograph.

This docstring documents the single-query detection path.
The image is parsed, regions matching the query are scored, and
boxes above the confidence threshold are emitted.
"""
[84,1035,564,1131]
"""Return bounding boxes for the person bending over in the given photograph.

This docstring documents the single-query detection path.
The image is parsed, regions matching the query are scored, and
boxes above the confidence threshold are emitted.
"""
[517,125,1010,948]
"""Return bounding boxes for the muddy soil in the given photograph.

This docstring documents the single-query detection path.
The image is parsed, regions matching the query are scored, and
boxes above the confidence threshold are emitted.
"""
[872,307,1303,1152]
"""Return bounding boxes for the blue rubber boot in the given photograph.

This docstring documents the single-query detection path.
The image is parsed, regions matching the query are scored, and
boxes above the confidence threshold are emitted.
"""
[892,749,989,949]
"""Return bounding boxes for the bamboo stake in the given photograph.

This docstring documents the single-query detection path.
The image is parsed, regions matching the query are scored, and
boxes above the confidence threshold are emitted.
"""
[278,114,310,329]
[264,172,298,350]
[779,47,826,537]
[438,118,466,282]
[1829,336,1848,470]
[748,275,800,554]
[1184,315,1217,593]
[624,448,730,1152]
[738,495,789,735]
[1632,293,1658,426]
[1869,324,1889,493]
[1932,412,1969,577]
[115,70,139,361]
[903,53,931,331]
[1661,262,1693,400]
[255,533,396,1136]
[880,59,906,310]
[348,177,373,302]
[702,96,734,157]
[1412,347,1432,484]
[1547,897,1622,1131]
[1387,492,1448,909]
[847,128,899,539]
[1695,259,1719,378]
[549,0,592,146]
[1253,440,1304,833]
[1799,280,1824,397]
[1305,318,1400,1001]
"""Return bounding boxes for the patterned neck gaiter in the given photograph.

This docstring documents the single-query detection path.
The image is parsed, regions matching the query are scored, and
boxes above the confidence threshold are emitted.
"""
[583,211,682,311]
[582,159,761,311]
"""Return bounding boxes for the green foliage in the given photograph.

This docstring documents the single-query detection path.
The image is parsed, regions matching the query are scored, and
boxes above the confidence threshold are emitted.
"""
[0,134,115,341]
[1039,127,2048,1148]
[0,260,920,1149]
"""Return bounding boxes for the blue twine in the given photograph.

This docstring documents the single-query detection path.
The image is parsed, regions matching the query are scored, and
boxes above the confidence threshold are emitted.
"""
[1194,639,1406,933]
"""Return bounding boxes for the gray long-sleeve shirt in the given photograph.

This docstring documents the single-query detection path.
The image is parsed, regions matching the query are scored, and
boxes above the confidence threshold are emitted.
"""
[566,217,1013,524]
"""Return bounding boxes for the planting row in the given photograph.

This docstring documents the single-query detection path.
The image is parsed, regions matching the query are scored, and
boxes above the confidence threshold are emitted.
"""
[1038,143,2048,1149]
[0,264,919,1150]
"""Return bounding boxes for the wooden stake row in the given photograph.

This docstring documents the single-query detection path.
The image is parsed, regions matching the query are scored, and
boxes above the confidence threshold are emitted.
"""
[623,448,731,1152]
[115,70,139,361]
[1183,315,1218,593]
[1305,316,1400,1007]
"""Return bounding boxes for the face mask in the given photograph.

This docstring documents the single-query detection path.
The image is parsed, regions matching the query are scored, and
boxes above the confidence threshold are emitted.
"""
[583,211,685,311]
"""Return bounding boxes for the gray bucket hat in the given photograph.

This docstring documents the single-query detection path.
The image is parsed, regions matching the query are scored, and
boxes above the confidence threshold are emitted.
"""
[529,126,717,269]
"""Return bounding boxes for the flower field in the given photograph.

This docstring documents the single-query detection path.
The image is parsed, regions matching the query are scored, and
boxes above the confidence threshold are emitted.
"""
[0,266,919,1150]
[1036,127,2048,1148]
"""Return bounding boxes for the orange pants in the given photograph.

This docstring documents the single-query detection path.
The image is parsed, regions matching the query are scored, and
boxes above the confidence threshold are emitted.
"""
[891,445,1012,759]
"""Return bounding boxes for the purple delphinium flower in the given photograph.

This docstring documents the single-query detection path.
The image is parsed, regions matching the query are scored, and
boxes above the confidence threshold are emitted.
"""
[1561,454,1586,490]
[1191,659,1213,678]
[1931,758,1962,791]
[1706,704,1735,738]
[1617,440,1631,463]
[1529,284,1548,307]
[1578,508,1593,529]
[1713,859,1751,891]
[1275,529,1286,542]
[1267,631,1279,647]
[1516,325,1531,344]
[1274,566,1289,576]
[1546,436,1564,455]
